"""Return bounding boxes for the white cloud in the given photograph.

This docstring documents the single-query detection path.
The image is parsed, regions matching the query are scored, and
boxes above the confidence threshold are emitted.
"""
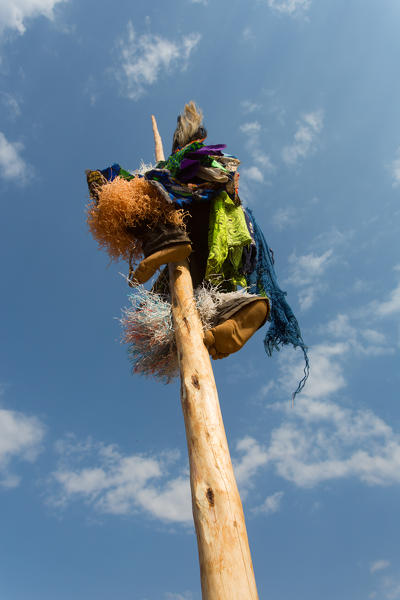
[240,121,261,135]
[117,23,201,100]
[0,0,67,35]
[287,249,333,310]
[375,282,400,317]
[252,491,284,515]
[233,437,269,492]
[250,308,399,489]
[266,391,400,488]
[0,406,45,487]
[282,110,324,165]
[241,165,264,183]
[277,342,347,402]
[370,560,390,574]
[50,436,192,523]
[240,120,275,187]
[0,132,29,180]
[390,147,400,187]
[266,0,311,16]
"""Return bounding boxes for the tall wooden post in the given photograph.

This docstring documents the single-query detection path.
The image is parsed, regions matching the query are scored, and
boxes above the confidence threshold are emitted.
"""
[152,116,259,600]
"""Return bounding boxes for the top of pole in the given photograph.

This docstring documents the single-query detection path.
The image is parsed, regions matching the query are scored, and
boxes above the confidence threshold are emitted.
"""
[151,114,165,162]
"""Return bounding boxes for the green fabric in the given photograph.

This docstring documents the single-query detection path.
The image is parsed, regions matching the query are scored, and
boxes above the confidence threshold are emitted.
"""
[210,158,229,172]
[118,168,135,180]
[162,141,205,177]
[205,191,252,290]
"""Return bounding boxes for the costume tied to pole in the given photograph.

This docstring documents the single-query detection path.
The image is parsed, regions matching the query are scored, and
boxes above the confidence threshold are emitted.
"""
[85,102,309,398]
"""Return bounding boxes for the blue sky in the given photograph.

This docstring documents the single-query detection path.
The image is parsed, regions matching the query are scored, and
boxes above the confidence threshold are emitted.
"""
[1,0,400,598]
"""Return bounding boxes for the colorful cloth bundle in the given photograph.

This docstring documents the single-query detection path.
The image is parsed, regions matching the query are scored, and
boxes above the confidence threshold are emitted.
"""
[88,140,309,398]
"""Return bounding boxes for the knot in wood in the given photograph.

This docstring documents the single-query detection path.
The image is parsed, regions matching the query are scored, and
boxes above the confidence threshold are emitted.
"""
[206,487,215,507]
[191,374,200,390]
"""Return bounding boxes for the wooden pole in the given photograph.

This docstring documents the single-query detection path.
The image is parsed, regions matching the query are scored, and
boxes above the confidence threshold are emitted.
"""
[151,115,259,599]
[151,114,165,162]
[169,261,259,600]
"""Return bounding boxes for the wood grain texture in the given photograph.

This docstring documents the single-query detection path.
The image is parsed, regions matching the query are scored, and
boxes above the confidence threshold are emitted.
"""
[169,260,259,600]
[151,115,165,162]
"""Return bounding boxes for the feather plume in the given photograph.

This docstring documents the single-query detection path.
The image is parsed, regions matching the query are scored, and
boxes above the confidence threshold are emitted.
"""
[172,101,207,152]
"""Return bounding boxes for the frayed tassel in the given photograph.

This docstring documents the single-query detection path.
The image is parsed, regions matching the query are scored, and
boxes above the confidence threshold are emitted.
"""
[121,285,260,383]
[121,287,178,383]
[245,208,310,400]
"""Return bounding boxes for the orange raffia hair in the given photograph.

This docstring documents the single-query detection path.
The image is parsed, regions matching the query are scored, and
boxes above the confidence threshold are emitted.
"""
[87,176,186,263]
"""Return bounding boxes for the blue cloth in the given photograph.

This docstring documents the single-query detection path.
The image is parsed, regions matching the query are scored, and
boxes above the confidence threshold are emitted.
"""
[100,163,121,181]
[245,208,309,399]
[144,168,219,207]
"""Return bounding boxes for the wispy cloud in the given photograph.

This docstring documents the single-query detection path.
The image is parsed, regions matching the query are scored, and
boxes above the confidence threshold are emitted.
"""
[370,560,391,574]
[241,100,262,114]
[0,92,21,118]
[369,568,400,600]
[384,580,400,600]
[282,110,324,166]
[375,282,400,317]
[0,0,67,35]
[271,206,297,230]
[240,120,275,186]
[252,491,284,515]
[287,249,333,310]
[242,27,255,43]
[0,132,30,180]
[233,437,268,494]
[117,23,201,100]
[390,147,400,187]
[325,314,391,357]
[0,405,45,488]
[266,0,312,17]
[165,592,193,600]
[251,306,398,489]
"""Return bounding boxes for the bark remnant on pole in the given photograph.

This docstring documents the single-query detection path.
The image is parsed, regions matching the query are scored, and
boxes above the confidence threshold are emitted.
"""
[169,260,259,600]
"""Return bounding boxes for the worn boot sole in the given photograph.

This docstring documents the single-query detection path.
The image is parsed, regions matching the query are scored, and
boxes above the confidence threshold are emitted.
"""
[203,298,270,360]
[131,243,192,285]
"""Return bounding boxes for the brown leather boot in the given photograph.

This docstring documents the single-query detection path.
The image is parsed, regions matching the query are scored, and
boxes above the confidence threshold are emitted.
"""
[130,243,192,285]
[204,299,270,359]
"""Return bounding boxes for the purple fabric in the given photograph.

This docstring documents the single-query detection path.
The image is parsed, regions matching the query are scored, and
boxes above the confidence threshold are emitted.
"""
[178,144,228,182]
[179,158,201,182]
[186,144,226,157]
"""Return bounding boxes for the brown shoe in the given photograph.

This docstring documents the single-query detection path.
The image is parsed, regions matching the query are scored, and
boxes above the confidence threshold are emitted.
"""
[130,243,192,285]
[203,299,269,359]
